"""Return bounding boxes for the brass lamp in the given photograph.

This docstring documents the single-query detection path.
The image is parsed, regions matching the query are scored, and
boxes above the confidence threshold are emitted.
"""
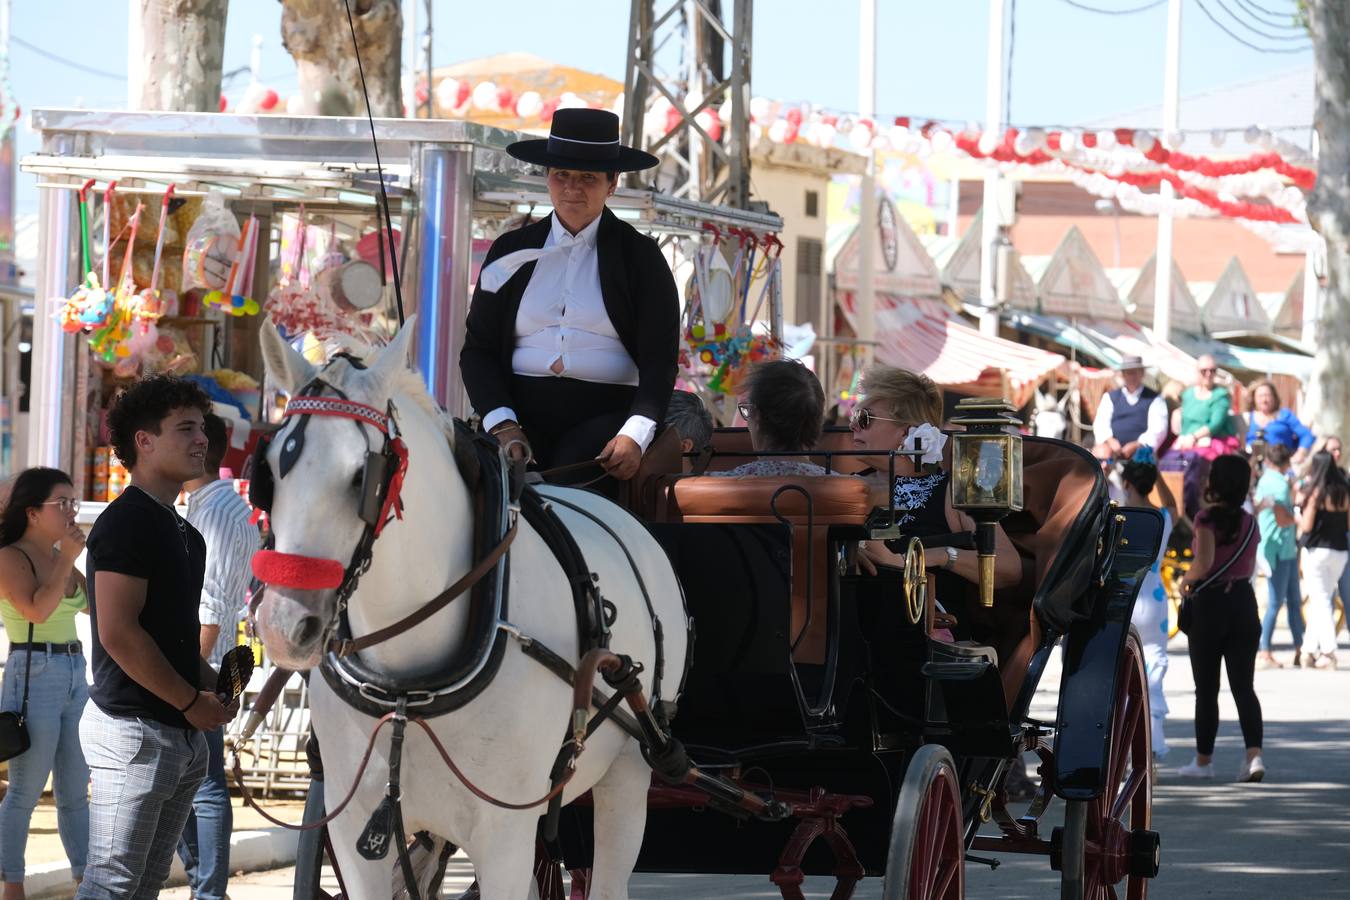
[949,398,1025,607]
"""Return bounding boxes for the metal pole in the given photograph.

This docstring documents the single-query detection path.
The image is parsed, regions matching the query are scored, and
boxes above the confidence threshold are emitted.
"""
[413,145,474,417]
[418,0,433,119]
[1154,0,1182,342]
[686,1,703,203]
[729,0,752,208]
[979,0,1007,338]
[1302,244,1321,347]
[856,0,877,360]
[30,137,76,469]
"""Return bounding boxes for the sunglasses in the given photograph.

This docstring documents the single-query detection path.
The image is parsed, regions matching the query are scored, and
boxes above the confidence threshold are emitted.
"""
[42,498,81,514]
[850,408,907,431]
[1198,368,1217,375]
[737,402,754,420]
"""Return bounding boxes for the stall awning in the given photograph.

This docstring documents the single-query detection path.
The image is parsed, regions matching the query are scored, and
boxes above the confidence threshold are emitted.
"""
[870,305,1065,408]
[1002,309,1120,368]
[1171,332,1313,380]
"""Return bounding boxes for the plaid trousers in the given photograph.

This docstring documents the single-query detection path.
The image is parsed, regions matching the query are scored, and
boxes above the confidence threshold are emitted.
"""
[75,701,208,899]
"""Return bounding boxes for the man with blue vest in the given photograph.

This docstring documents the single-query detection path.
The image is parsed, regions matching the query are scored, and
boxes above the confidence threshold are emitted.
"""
[1093,355,1168,462]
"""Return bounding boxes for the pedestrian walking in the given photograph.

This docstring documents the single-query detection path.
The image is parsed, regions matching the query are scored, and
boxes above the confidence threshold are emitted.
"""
[0,468,90,897]
[1120,448,1177,764]
[1297,450,1348,670]
[1253,444,1304,669]
[76,376,235,899]
[1177,455,1265,783]
[175,414,258,900]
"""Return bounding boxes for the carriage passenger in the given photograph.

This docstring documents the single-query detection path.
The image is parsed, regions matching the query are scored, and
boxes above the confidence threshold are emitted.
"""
[849,367,1022,611]
[714,361,828,477]
[665,389,714,456]
[461,109,679,489]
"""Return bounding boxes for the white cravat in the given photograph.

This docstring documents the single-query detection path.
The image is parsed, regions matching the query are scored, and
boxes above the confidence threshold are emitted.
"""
[480,215,656,451]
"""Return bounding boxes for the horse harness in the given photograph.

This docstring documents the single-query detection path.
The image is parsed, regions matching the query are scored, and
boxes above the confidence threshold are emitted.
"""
[244,362,674,897]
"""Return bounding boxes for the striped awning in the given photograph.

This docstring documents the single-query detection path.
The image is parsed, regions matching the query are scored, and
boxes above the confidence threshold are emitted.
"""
[869,305,1066,408]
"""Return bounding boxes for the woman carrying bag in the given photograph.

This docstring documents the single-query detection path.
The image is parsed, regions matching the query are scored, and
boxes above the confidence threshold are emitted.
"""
[0,468,91,897]
[1176,455,1264,784]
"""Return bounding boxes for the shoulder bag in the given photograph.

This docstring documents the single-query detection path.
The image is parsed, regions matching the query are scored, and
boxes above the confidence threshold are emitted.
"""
[1177,514,1257,636]
[0,621,34,761]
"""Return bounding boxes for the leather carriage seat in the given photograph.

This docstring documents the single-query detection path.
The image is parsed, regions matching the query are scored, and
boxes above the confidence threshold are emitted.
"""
[671,474,872,664]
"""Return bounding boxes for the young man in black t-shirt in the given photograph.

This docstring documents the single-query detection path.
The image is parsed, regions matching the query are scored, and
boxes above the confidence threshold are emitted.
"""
[77,377,236,899]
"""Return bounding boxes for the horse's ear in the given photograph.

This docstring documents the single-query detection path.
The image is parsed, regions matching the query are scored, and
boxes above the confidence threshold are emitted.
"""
[369,315,418,382]
[260,318,319,394]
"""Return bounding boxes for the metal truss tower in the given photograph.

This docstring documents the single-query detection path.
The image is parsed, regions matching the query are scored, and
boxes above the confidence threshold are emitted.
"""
[622,0,753,209]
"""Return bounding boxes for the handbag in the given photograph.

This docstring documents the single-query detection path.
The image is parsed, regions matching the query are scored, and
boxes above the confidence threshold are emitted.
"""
[0,623,35,761]
[1177,515,1257,635]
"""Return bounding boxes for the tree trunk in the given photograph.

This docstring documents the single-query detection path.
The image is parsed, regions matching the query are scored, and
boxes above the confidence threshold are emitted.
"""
[1307,1,1350,439]
[281,0,402,118]
[127,0,229,112]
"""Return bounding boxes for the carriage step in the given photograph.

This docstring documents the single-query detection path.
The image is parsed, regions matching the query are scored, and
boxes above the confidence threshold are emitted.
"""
[921,660,992,680]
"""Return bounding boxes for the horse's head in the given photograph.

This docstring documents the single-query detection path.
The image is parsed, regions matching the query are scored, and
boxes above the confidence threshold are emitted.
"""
[251,317,466,672]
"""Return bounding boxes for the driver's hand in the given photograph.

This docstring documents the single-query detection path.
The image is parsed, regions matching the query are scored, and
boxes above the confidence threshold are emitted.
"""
[598,436,642,481]
[490,421,531,463]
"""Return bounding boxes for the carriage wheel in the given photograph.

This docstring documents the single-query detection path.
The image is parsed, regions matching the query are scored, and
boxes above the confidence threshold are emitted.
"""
[882,744,964,900]
[1056,630,1159,900]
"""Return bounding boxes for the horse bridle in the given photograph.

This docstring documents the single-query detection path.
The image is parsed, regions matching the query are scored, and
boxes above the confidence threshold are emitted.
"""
[249,372,517,657]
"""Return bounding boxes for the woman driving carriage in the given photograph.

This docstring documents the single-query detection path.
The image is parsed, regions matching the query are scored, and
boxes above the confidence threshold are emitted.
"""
[850,366,1021,591]
[460,108,680,486]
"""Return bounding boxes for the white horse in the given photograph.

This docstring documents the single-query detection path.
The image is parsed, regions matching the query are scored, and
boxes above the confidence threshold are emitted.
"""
[253,318,688,899]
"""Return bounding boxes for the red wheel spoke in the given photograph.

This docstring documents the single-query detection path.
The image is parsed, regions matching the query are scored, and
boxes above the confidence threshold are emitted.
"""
[1110,768,1147,822]
[933,859,957,899]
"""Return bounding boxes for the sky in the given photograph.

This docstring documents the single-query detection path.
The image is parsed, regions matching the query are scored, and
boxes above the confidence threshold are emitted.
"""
[6,0,1314,216]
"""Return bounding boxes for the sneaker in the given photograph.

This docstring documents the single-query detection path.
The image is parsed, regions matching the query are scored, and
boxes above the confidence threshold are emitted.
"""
[1176,758,1214,779]
[1237,755,1265,783]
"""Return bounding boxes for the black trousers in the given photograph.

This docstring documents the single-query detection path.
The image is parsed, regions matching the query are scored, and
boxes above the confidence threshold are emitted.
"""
[1187,580,1263,755]
[510,374,637,483]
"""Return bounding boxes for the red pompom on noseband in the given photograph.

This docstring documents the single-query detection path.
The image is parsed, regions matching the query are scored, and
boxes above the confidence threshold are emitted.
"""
[252,550,345,591]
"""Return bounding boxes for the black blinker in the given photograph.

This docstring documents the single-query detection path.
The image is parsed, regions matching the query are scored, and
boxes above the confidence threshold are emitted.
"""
[358,451,389,526]
[246,434,275,514]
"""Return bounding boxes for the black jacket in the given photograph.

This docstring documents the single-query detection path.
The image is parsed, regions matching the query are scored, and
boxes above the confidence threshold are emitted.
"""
[460,208,680,427]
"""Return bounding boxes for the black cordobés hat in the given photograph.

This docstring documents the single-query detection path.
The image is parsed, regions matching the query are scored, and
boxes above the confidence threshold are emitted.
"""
[506,108,660,173]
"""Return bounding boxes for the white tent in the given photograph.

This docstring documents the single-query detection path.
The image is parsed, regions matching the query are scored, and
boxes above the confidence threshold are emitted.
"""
[1196,257,1271,336]
[927,211,1038,311]
[1115,253,1205,335]
[1023,226,1127,322]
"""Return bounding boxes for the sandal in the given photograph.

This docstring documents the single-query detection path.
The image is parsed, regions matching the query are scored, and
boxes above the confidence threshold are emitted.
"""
[1256,652,1283,670]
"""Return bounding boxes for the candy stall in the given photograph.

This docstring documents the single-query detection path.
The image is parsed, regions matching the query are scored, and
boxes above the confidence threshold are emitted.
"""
[21,109,783,505]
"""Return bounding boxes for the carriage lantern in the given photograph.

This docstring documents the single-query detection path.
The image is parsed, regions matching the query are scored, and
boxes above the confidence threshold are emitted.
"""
[949,398,1024,608]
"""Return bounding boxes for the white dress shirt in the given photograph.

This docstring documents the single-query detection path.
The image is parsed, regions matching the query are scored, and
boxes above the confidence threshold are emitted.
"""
[1093,386,1169,450]
[483,214,657,451]
[186,479,259,669]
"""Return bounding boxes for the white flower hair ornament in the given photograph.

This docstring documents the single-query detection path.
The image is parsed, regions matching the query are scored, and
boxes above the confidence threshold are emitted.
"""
[902,423,947,467]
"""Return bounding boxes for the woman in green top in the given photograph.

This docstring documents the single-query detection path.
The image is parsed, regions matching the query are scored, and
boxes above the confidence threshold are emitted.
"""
[1168,354,1241,518]
[0,468,90,897]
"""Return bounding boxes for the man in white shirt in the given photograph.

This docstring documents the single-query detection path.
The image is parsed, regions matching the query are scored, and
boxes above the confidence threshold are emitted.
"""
[1093,355,1168,462]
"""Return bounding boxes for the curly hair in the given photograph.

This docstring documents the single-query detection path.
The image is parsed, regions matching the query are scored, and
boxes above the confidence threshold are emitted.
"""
[744,360,824,452]
[107,375,212,470]
[0,467,72,547]
[860,365,943,427]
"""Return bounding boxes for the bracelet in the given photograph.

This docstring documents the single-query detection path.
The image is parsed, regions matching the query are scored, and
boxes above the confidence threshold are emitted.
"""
[178,692,200,714]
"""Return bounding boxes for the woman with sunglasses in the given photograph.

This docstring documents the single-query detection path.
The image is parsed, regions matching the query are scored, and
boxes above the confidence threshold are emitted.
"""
[0,468,90,897]
[850,366,1022,593]
[1169,355,1240,519]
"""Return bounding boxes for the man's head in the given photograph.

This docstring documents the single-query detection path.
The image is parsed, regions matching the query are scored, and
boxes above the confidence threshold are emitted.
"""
[107,375,212,483]
[665,390,713,454]
[202,413,231,475]
[1117,356,1146,392]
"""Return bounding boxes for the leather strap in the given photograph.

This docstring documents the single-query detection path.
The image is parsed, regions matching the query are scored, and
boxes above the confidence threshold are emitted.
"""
[328,521,518,657]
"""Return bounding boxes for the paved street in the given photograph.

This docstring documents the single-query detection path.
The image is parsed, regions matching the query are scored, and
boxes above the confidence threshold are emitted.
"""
[168,624,1350,899]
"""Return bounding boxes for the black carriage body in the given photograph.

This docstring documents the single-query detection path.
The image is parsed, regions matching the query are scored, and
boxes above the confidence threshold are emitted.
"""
[551,434,1165,880]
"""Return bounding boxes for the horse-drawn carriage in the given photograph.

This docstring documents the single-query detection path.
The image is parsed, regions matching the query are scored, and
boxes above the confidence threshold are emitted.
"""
[242,323,1164,900]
